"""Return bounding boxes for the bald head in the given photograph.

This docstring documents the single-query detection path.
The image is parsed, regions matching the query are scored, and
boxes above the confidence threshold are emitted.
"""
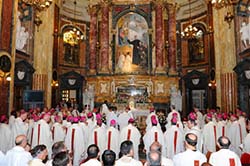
[15,135,27,148]
[185,133,197,147]
[150,141,162,153]
[218,136,231,149]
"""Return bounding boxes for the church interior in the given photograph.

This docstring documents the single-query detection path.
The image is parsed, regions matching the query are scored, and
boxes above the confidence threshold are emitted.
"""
[0,0,250,118]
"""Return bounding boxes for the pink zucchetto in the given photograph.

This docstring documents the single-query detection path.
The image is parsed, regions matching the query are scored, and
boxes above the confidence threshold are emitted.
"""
[87,112,93,118]
[80,116,86,122]
[96,113,102,120]
[222,113,228,120]
[172,112,178,117]
[54,115,61,122]
[217,113,222,120]
[67,116,73,122]
[0,115,7,123]
[110,119,116,126]
[128,118,135,123]
[171,116,178,124]
[32,114,40,122]
[97,119,102,125]
[206,113,213,119]
[72,117,79,123]
[188,112,197,121]
[20,109,27,115]
[151,118,158,125]
[231,114,238,119]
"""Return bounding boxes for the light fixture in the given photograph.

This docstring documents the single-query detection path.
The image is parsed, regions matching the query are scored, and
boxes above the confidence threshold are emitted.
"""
[210,0,239,9]
[63,0,84,46]
[209,0,239,28]
[181,0,198,39]
[22,0,53,30]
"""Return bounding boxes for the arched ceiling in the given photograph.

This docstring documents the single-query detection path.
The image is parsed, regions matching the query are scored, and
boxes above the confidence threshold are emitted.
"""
[60,0,208,22]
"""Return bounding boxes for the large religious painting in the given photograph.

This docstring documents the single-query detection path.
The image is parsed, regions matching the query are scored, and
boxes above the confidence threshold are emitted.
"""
[115,13,149,73]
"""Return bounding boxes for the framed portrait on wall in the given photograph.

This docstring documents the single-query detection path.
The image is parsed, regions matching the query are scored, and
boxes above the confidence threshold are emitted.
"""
[112,4,152,74]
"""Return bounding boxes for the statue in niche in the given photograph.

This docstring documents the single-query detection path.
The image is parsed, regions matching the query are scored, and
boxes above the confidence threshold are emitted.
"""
[16,11,29,51]
[170,85,182,112]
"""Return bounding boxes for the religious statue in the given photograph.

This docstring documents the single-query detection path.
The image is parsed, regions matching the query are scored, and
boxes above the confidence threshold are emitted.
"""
[82,85,95,110]
[16,11,29,51]
[170,85,182,112]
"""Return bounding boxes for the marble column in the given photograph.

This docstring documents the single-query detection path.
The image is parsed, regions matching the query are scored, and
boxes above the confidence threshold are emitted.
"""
[155,1,165,73]
[213,6,237,109]
[166,3,177,75]
[88,5,99,75]
[0,0,18,115]
[33,4,54,107]
[99,2,110,73]
[221,72,237,113]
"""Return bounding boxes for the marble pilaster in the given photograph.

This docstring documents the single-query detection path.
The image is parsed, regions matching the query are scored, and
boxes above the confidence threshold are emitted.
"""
[99,2,110,74]
[88,5,99,75]
[166,3,177,75]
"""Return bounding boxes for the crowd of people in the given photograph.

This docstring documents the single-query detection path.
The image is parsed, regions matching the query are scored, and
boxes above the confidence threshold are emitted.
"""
[0,102,249,166]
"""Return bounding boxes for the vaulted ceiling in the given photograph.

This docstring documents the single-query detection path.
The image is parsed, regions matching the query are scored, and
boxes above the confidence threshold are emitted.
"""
[60,0,208,22]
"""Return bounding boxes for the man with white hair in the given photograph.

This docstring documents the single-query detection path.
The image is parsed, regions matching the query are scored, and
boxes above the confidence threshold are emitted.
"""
[105,119,120,158]
[5,135,32,166]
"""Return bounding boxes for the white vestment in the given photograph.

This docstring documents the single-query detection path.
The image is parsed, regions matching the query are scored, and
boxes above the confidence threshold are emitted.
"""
[106,111,118,128]
[51,122,65,143]
[185,126,203,152]
[243,133,250,153]
[173,149,207,166]
[105,126,120,158]
[164,125,184,159]
[0,151,5,165]
[4,146,32,166]
[86,119,96,135]
[65,123,86,166]
[79,122,89,147]
[209,149,242,166]
[88,125,107,155]
[117,112,131,130]
[217,120,228,138]
[28,158,45,166]
[101,103,109,115]
[143,126,166,156]
[27,120,35,145]
[80,158,102,166]
[202,121,217,154]
[11,117,28,148]
[238,116,247,142]
[8,115,15,129]
[196,111,204,129]
[162,156,174,166]
[145,112,158,126]
[120,124,141,160]
[115,156,142,166]
[167,110,181,124]
[0,123,11,153]
[31,119,52,156]
[228,120,242,156]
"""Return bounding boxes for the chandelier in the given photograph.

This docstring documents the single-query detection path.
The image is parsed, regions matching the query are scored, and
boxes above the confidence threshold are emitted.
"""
[210,0,239,9]
[181,0,198,39]
[63,0,84,46]
[209,0,239,28]
[22,0,53,29]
